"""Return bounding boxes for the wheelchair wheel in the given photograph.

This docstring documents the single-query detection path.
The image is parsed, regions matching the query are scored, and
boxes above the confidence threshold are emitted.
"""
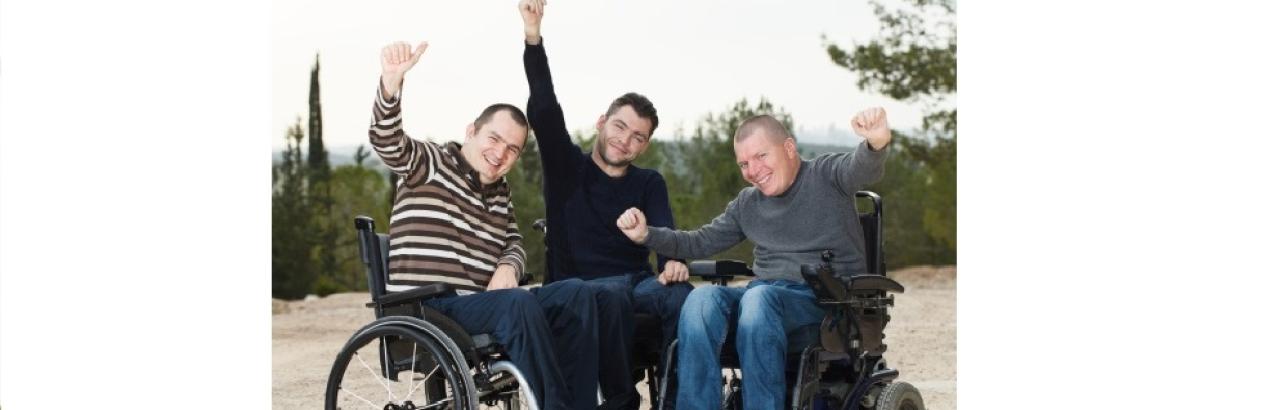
[326,318,477,410]
[874,381,924,410]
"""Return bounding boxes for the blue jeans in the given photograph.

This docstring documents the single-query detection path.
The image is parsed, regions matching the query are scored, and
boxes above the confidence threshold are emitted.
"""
[582,273,693,410]
[675,280,826,410]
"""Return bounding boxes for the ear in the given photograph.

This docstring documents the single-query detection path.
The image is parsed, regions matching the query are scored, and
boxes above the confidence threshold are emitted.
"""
[784,137,798,158]
[596,114,607,131]
[466,122,477,140]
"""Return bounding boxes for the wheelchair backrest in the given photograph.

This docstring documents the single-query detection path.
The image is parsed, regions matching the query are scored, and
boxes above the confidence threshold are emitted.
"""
[354,216,391,302]
[854,191,885,276]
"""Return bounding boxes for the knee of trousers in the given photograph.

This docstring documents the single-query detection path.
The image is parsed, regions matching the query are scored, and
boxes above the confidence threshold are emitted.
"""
[678,286,732,335]
[737,286,785,333]
[593,283,632,313]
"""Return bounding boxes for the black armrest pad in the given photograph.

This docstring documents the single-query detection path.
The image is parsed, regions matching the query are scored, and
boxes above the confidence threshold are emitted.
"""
[373,283,454,306]
[846,275,904,293]
[688,260,755,277]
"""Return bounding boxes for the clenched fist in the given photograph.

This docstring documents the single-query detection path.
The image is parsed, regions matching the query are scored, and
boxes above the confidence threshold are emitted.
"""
[519,0,547,44]
[380,41,429,98]
[616,207,649,244]
[851,107,891,151]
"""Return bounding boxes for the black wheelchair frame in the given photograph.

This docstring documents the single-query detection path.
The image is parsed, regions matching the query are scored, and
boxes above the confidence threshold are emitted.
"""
[643,191,925,410]
[322,217,537,410]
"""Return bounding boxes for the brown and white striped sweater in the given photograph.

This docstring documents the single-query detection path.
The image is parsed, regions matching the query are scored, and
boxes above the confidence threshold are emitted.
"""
[369,84,526,293]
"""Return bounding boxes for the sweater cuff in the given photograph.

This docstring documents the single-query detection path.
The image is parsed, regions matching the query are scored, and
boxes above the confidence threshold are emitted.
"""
[377,78,402,106]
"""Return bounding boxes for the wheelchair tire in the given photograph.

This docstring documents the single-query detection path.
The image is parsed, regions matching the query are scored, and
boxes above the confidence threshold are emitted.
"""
[325,317,477,410]
[874,381,924,410]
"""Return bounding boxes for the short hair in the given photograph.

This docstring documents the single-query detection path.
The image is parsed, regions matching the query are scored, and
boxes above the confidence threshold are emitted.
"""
[605,92,659,136]
[473,103,530,131]
[734,114,792,144]
[473,102,527,128]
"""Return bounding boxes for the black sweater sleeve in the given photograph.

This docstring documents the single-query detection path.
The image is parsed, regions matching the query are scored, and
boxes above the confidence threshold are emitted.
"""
[523,40,582,178]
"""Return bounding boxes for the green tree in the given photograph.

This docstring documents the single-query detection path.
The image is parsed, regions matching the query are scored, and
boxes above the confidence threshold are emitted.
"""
[316,149,392,295]
[824,0,956,268]
[305,54,341,293]
[272,119,315,299]
[825,0,956,137]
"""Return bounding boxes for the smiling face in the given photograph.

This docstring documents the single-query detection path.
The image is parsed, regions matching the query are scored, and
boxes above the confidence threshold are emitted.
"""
[734,130,800,197]
[593,105,653,167]
[462,109,527,185]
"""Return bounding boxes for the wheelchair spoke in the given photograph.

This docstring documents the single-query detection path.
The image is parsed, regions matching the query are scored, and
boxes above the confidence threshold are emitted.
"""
[406,342,417,401]
[417,396,454,410]
[337,386,385,410]
[352,351,396,402]
[402,362,440,403]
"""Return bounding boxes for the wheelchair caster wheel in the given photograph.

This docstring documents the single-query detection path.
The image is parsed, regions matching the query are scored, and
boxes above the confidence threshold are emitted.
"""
[874,381,924,410]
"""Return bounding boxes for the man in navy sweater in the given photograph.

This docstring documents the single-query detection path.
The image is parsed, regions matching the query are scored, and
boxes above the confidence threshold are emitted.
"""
[519,1,693,408]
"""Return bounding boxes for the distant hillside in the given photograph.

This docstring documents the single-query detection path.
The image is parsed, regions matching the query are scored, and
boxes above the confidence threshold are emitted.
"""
[272,145,372,168]
[272,139,862,169]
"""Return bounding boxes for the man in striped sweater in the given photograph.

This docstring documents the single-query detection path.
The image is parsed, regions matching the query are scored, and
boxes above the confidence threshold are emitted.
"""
[370,40,602,410]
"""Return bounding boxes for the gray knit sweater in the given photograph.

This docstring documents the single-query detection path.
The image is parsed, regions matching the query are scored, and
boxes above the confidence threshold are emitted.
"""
[644,142,888,282]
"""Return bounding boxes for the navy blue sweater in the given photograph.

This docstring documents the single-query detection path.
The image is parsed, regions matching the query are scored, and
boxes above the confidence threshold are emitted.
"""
[524,41,677,282]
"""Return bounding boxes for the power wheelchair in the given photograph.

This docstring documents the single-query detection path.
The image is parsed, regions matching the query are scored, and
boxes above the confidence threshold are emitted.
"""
[642,191,926,410]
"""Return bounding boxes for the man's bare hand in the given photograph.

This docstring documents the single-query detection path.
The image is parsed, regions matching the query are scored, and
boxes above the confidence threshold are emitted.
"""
[657,260,689,285]
[487,264,520,291]
[380,41,429,98]
[519,0,546,44]
[616,207,649,244]
[851,107,891,151]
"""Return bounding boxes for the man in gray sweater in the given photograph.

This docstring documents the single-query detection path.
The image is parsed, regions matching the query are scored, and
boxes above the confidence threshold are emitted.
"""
[615,108,892,410]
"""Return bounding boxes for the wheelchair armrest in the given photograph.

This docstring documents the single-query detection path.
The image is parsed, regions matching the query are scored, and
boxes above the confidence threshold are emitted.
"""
[366,283,453,308]
[688,260,754,276]
[846,274,904,293]
[688,260,754,285]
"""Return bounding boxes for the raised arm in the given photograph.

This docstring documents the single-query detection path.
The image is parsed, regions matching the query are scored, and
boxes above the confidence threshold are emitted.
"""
[520,0,582,174]
[369,41,438,186]
[827,107,892,193]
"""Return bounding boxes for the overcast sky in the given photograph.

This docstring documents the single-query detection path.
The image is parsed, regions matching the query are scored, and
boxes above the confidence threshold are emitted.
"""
[272,0,932,150]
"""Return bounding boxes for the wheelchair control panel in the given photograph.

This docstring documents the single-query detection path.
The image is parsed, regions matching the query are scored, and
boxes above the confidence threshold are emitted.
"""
[801,250,904,356]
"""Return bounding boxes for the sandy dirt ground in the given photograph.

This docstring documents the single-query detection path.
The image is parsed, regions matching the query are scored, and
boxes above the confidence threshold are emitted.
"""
[272,266,955,409]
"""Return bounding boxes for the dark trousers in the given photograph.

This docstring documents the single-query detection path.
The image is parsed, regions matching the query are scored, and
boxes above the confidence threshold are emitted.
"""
[424,278,600,410]
[583,273,693,410]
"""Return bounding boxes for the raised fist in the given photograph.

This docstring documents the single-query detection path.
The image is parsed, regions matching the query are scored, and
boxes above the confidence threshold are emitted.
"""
[519,0,547,44]
[851,107,891,150]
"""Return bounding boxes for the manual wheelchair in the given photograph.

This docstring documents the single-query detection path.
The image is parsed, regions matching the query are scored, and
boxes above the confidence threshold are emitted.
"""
[323,216,537,410]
